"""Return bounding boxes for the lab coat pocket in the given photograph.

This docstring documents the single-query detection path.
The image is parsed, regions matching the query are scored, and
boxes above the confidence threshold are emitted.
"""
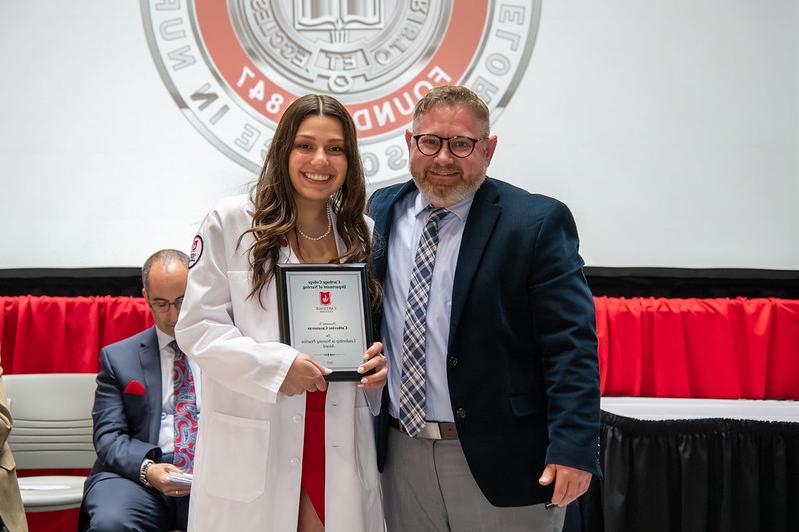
[203,411,270,503]
[353,405,378,490]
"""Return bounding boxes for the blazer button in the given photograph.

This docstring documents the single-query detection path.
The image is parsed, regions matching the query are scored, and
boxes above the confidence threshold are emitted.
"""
[448,356,458,368]
[456,408,466,419]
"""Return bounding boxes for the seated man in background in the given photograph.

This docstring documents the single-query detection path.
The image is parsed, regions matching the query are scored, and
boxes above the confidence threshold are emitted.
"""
[0,360,28,532]
[79,249,200,532]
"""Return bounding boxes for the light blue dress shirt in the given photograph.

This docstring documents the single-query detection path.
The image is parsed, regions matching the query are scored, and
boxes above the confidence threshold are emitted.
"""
[382,190,475,422]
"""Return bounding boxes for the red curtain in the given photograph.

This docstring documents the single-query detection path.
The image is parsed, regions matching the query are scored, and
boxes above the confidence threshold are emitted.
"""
[1,295,798,398]
[1,296,152,532]
[595,296,799,400]
[2,295,798,398]
[1,295,798,531]
[0,296,152,374]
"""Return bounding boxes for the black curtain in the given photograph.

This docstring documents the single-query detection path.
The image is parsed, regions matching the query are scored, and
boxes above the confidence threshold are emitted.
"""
[2,267,798,297]
[581,412,799,532]
[584,267,799,299]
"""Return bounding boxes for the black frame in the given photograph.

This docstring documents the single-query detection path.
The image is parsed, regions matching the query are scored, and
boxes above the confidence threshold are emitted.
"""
[275,263,374,382]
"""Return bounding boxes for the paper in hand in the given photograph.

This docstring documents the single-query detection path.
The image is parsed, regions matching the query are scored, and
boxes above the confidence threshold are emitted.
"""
[167,472,193,486]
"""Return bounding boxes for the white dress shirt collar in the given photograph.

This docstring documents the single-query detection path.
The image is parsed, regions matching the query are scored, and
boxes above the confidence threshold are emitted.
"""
[414,189,475,223]
[154,326,176,354]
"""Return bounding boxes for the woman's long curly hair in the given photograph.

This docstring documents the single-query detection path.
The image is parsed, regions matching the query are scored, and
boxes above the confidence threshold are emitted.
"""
[238,94,381,309]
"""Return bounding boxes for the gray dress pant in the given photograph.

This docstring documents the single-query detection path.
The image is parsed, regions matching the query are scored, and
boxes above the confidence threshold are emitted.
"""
[382,425,566,532]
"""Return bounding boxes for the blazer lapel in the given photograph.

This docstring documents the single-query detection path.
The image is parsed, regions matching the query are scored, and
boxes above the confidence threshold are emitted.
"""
[138,327,163,445]
[448,179,501,347]
[372,180,417,283]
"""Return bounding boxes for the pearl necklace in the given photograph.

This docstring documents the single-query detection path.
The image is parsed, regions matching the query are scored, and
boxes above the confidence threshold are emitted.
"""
[296,204,333,241]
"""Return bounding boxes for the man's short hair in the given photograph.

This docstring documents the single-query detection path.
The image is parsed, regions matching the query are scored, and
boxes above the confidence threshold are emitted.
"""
[412,85,491,136]
[142,249,189,292]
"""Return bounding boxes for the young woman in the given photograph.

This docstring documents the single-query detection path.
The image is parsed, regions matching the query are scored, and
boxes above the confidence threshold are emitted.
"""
[175,95,386,532]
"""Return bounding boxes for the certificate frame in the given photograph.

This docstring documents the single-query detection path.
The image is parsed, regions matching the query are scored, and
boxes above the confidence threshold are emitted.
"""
[275,263,374,381]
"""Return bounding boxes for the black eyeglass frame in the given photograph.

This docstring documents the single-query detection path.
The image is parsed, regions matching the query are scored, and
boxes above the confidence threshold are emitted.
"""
[411,134,487,158]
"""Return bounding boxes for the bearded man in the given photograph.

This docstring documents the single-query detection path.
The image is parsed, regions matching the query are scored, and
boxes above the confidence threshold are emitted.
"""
[368,85,601,532]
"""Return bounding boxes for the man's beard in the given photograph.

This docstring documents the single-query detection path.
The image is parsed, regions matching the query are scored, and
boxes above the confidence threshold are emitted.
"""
[412,165,486,207]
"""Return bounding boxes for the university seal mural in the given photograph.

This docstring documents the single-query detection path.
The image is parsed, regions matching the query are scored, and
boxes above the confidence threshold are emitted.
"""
[143,0,540,184]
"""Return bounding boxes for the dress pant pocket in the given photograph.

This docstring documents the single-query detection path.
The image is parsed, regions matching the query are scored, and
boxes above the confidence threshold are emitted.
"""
[202,411,270,503]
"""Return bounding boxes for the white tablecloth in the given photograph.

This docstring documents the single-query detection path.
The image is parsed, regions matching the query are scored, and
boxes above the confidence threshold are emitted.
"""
[600,396,799,422]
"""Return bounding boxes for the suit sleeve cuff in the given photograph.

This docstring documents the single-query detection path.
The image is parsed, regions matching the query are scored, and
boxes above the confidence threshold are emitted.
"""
[545,444,602,478]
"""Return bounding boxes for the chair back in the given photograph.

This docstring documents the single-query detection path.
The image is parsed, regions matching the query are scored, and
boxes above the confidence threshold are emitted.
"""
[4,373,97,469]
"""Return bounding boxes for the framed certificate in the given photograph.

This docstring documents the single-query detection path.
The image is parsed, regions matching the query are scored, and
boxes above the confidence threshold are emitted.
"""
[275,263,374,381]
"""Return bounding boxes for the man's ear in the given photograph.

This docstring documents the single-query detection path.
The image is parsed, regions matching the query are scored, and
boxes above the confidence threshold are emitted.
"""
[405,129,413,151]
[142,287,148,301]
[484,135,498,165]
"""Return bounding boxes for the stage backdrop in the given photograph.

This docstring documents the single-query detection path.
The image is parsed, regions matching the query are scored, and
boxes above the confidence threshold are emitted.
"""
[1,1,797,271]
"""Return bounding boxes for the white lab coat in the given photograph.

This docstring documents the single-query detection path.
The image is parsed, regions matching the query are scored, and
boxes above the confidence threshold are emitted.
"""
[175,194,384,532]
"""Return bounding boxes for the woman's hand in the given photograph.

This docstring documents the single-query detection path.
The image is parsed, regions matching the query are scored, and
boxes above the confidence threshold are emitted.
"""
[279,353,331,396]
[357,342,387,389]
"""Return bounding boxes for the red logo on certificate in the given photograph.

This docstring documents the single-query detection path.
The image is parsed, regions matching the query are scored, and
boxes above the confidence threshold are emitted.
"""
[320,291,331,305]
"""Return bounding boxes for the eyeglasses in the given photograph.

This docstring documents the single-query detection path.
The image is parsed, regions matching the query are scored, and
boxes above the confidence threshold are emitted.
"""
[149,297,184,313]
[412,134,486,158]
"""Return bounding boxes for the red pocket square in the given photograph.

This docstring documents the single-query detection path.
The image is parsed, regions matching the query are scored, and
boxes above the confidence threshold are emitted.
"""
[124,380,146,396]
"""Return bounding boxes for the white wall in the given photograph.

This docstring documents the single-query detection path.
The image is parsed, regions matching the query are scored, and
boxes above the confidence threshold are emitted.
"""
[0,1,796,269]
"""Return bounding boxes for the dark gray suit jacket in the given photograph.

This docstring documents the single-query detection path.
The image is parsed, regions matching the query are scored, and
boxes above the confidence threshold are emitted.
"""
[84,327,164,494]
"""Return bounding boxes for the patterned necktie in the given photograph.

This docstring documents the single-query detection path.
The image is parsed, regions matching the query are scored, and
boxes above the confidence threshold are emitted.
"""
[170,340,198,473]
[399,207,449,437]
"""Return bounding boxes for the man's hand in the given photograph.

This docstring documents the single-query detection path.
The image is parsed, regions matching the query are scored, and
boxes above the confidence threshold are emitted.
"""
[279,353,331,396]
[538,463,592,507]
[357,342,387,389]
[145,462,191,497]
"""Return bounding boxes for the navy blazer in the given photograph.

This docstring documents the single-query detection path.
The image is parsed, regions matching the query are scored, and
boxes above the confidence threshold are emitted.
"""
[84,327,164,494]
[369,177,601,507]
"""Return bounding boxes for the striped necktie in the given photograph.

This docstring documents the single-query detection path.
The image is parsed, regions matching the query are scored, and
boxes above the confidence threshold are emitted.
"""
[399,207,449,437]
[170,341,198,473]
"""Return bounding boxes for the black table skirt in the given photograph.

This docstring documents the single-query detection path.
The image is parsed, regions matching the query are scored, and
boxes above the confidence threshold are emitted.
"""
[580,411,799,532]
